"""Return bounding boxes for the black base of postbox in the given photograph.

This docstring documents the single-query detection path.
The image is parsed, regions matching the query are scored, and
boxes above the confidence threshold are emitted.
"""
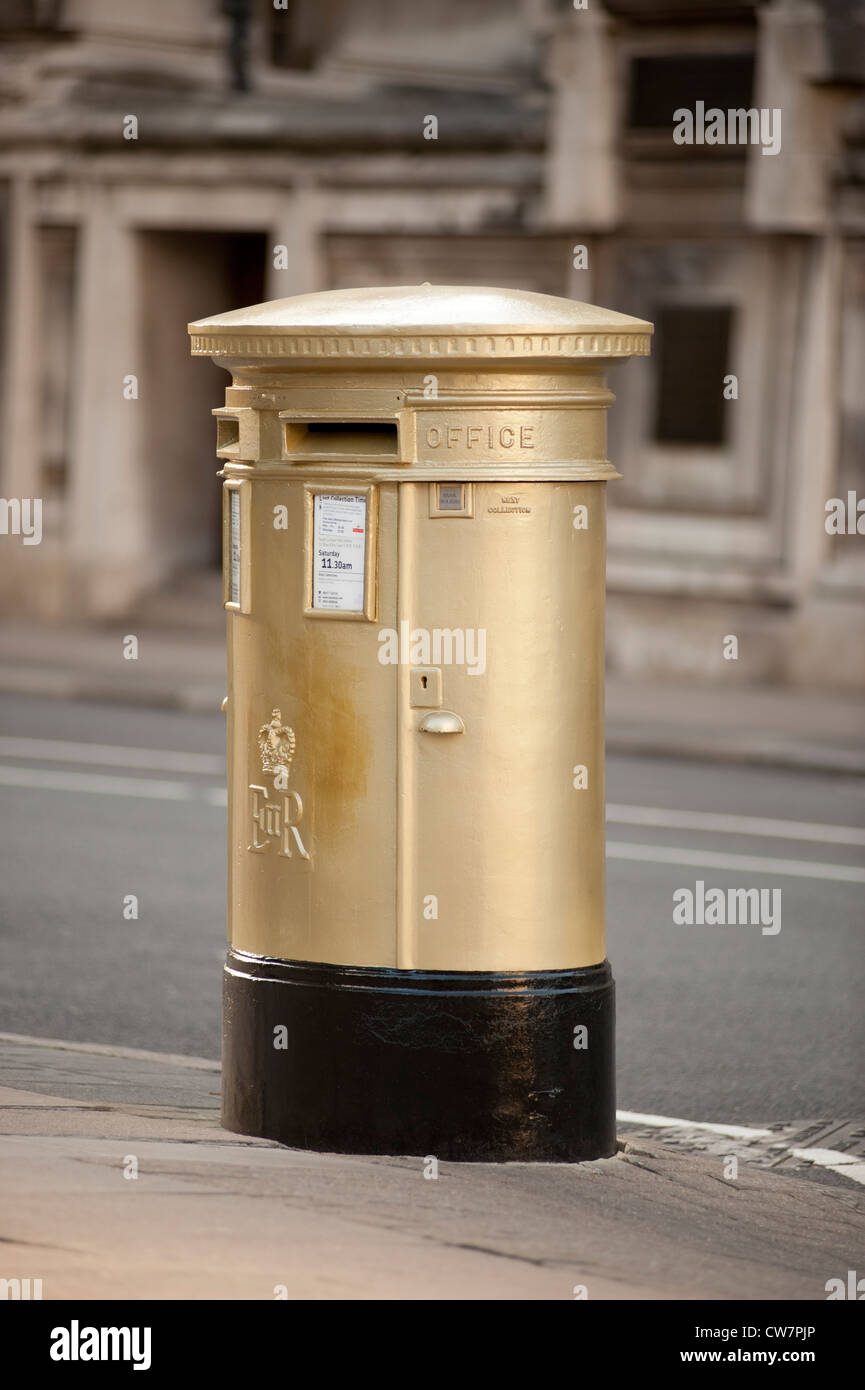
[222,948,615,1162]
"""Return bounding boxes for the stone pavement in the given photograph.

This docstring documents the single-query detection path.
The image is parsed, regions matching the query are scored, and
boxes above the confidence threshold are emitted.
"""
[0,1034,862,1300]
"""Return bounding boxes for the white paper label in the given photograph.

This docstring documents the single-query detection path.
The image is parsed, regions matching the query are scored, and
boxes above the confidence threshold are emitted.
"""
[312,493,367,612]
[229,490,241,606]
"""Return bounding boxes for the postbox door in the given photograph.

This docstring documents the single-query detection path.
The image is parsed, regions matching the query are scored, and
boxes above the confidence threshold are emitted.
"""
[398,480,607,974]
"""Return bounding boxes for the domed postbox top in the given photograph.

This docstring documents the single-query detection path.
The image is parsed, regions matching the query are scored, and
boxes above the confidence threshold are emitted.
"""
[189,283,652,365]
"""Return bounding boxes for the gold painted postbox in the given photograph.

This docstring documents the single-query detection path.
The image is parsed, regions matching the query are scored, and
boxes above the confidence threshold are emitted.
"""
[189,284,652,1161]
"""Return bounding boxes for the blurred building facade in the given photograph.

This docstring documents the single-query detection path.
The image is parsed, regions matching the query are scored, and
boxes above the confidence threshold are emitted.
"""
[0,0,863,688]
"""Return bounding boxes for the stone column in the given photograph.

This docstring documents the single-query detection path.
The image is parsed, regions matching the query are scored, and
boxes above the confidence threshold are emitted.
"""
[67,183,150,616]
[542,5,619,231]
[3,175,41,511]
[266,184,327,302]
[746,0,846,231]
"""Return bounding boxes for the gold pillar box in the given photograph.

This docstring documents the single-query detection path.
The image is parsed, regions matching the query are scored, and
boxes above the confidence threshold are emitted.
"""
[189,284,652,1161]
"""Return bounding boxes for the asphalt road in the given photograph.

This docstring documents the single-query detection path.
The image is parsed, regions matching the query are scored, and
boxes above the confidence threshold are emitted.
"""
[0,691,862,1125]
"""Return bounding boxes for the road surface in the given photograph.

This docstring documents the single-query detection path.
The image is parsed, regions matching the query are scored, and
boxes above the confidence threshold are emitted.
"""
[0,691,862,1126]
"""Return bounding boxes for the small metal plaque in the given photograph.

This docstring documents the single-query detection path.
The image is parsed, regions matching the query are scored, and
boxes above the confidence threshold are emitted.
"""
[429,482,473,518]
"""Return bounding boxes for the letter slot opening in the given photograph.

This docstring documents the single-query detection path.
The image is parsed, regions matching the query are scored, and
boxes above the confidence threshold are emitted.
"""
[281,419,399,462]
[215,416,240,456]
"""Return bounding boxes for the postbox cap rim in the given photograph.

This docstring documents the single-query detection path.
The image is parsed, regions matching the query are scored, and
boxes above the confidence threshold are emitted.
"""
[188,283,653,351]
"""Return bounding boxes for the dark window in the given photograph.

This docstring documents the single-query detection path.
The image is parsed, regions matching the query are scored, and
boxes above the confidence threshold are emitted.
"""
[653,305,733,446]
[627,53,754,130]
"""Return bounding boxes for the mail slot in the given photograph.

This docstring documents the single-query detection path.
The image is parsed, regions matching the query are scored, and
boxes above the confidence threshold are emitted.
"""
[189,284,652,1161]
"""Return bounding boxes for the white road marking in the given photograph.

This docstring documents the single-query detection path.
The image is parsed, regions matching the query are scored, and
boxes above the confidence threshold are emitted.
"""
[790,1149,865,1185]
[607,840,865,884]
[616,1110,773,1140]
[0,762,862,880]
[791,1146,864,1167]
[617,1111,865,1186]
[0,744,861,854]
[0,766,195,800]
[0,736,223,776]
[608,803,865,848]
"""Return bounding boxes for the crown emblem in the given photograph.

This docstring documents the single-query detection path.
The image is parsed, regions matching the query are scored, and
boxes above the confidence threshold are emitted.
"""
[258,708,296,780]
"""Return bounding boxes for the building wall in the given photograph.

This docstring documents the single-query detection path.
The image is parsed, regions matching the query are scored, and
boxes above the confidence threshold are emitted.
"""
[0,0,862,688]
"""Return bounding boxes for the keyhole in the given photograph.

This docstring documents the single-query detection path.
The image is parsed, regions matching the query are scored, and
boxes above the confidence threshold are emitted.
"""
[421,676,428,689]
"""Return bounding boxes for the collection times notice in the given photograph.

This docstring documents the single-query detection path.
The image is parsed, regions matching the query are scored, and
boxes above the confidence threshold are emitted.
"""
[312,493,367,612]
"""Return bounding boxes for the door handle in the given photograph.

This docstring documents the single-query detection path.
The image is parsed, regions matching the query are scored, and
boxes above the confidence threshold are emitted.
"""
[418,710,465,735]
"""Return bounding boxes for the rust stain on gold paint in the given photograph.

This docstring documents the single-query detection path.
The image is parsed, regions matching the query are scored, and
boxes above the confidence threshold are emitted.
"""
[304,650,370,837]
